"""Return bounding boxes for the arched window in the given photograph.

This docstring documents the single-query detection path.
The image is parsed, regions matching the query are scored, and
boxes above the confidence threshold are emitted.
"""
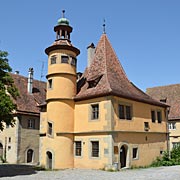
[46,151,53,169]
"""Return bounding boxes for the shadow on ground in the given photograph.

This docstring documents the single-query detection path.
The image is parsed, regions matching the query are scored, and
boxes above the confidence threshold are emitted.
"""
[0,164,37,177]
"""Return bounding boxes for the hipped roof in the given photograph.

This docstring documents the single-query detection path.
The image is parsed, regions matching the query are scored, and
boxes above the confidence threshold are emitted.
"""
[75,34,168,107]
[147,84,180,120]
[11,73,46,114]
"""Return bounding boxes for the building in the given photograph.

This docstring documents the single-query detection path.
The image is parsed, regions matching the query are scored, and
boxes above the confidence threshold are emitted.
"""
[40,12,169,170]
[147,84,180,150]
[0,69,46,164]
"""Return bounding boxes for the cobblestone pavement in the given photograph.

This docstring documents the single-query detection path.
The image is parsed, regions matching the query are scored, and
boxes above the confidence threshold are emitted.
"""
[0,164,179,180]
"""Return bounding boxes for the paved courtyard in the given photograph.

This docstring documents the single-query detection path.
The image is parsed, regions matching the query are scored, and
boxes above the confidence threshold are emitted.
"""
[0,164,179,180]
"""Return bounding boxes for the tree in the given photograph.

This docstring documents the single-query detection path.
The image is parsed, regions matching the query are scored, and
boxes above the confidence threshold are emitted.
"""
[0,50,19,131]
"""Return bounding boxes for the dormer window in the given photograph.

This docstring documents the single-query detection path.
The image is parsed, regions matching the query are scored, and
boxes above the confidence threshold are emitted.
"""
[88,75,103,88]
[61,55,69,63]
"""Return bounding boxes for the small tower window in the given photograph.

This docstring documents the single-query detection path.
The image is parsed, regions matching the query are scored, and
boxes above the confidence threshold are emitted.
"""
[61,56,69,64]
[48,122,53,136]
[50,55,57,64]
[71,57,76,66]
[48,79,53,89]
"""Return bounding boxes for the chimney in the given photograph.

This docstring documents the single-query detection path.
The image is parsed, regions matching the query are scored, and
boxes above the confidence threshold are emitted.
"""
[87,43,95,67]
[27,68,34,94]
[15,71,19,74]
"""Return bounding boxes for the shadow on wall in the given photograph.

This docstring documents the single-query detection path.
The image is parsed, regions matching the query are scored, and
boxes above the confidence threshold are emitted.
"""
[0,164,37,177]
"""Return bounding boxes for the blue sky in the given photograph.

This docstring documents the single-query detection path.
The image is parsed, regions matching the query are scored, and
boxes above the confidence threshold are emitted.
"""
[0,0,180,91]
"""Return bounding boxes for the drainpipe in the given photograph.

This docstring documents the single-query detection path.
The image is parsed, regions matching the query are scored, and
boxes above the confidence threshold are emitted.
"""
[166,107,171,159]
[87,43,95,67]
[27,68,34,94]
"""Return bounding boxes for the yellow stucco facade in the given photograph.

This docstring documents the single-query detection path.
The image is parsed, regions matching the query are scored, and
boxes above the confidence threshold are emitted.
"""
[169,120,180,149]
[39,14,168,170]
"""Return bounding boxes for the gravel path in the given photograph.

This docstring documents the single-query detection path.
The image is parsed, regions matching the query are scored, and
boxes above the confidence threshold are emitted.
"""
[0,165,179,180]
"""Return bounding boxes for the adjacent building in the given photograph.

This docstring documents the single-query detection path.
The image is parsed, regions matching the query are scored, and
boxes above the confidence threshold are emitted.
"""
[0,69,46,164]
[147,84,180,150]
[40,12,169,170]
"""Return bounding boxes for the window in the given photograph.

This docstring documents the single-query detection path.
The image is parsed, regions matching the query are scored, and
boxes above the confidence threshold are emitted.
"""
[28,119,35,129]
[71,57,76,66]
[91,104,99,120]
[172,142,180,148]
[61,55,69,63]
[118,104,132,120]
[48,122,53,136]
[169,122,176,130]
[157,111,162,123]
[132,147,138,159]
[48,79,53,89]
[9,137,11,143]
[119,105,125,119]
[144,122,149,131]
[151,110,156,123]
[91,141,99,157]
[50,55,57,64]
[126,106,132,120]
[75,141,82,156]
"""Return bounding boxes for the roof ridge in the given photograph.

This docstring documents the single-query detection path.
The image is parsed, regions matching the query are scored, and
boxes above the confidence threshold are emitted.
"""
[147,83,180,89]
[10,73,46,84]
[103,34,112,92]
[104,34,130,83]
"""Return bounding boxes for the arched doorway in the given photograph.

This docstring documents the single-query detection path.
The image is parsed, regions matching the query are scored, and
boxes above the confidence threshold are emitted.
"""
[46,151,53,169]
[27,149,34,163]
[0,143,3,157]
[120,145,128,168]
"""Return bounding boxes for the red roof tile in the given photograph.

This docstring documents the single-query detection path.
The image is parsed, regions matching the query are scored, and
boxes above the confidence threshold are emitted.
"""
[75,34,167,107]
[147,84,180,120]
[10,73,46,114]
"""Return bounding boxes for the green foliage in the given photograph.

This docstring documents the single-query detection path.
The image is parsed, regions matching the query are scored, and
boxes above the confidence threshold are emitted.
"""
[0,155,7,163]
[151,146,180,167]
[0,50,19,131]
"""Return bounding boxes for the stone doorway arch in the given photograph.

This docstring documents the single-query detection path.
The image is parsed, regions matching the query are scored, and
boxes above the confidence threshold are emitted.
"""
[119,143,129,169]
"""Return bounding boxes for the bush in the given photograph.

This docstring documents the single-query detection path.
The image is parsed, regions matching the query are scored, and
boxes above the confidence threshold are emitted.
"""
[151,146,180,167]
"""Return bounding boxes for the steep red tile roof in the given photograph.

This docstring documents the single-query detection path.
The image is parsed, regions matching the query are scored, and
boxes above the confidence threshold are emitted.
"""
[10,73,46,114]
[75,34,167,107]
[147,84,180,120]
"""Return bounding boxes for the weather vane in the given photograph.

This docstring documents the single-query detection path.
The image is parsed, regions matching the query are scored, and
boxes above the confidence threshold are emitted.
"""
[103,19,106,34]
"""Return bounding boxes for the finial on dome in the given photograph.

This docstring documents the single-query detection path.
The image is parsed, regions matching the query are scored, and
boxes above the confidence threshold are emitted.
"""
[57,10,69,25]
[103,19,106,34]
